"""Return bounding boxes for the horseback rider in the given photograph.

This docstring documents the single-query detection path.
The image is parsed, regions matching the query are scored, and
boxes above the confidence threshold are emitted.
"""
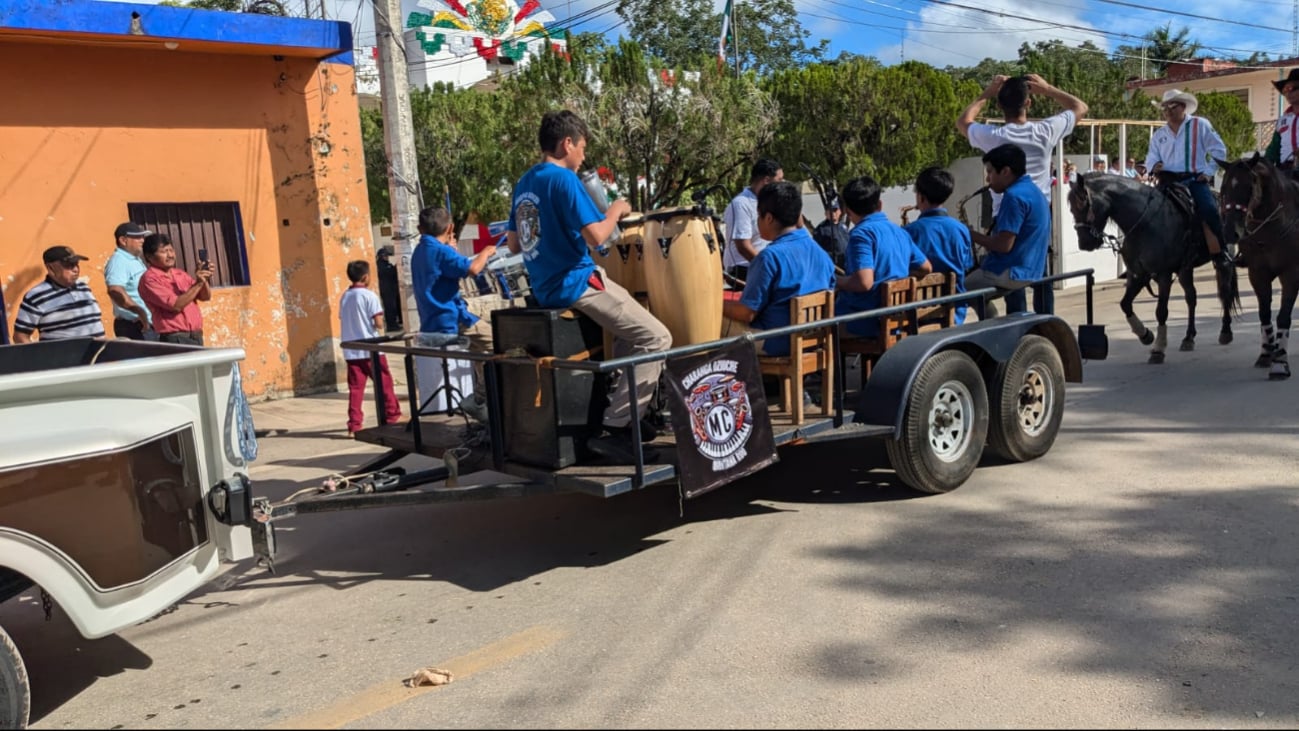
[1264,68,1299,173]
[1144,89,1234,269]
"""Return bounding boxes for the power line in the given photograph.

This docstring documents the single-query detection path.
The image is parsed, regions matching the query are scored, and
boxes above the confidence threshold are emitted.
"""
[1086,0,1285,33]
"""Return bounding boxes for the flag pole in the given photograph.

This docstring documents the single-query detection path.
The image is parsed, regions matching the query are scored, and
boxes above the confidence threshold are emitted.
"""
[732,0,740,75]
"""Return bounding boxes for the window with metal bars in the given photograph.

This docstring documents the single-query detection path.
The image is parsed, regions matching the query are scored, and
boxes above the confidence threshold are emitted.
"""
[126,202,250,287]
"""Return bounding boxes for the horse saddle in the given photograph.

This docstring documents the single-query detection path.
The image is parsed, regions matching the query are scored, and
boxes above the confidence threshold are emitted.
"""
[1155,179,1197,219]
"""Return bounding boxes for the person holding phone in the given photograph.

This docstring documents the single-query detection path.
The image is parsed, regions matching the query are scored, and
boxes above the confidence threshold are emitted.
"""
[139,232,211,346]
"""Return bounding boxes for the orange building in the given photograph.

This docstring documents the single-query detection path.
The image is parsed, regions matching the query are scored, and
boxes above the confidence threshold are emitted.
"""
[0,0,375,399]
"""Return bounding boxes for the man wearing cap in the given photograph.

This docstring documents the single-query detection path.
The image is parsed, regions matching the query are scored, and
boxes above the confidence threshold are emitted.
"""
[104,221,153,339]
[12,246,106,343]
[812,196,850,269]
[1145,88,1232,268]
[1265,68,1299,171]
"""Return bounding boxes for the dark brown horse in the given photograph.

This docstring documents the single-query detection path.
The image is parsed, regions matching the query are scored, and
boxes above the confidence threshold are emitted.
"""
[1216,154,1299,380]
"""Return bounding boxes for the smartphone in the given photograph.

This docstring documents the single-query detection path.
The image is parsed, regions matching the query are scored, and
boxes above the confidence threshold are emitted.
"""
[197,248,209,264]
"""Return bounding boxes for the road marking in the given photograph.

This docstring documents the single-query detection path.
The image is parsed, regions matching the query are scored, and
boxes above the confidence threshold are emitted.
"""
[268,624,567,729]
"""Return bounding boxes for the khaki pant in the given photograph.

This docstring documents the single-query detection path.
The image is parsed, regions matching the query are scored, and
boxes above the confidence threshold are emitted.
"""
[573,268,673,429]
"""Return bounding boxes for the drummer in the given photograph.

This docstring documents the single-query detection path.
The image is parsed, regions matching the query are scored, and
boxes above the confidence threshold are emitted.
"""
[410,206,497,422]
[722,181,836,356]
[505,110,672,463]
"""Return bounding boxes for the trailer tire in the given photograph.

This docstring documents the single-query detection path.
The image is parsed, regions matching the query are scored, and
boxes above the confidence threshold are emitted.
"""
[988,335,1065,463]
[0,624,29,730]
[886,350,988,494]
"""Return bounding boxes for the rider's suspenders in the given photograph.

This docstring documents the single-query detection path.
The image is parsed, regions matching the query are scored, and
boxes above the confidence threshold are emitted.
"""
[1183,117,1199,175]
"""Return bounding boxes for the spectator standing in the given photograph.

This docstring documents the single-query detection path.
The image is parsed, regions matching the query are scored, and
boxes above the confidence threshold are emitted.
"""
[339,260,402,437]
[139,233,210,346]
[722,159,784,282]
[12,246,105,343]
[104,221,153,340]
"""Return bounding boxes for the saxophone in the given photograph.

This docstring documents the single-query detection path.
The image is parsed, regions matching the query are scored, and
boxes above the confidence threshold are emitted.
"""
[900,205,918,225]
[955,185,990,227]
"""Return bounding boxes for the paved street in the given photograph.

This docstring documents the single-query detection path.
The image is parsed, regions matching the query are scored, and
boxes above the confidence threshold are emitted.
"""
[7,269,1299,729]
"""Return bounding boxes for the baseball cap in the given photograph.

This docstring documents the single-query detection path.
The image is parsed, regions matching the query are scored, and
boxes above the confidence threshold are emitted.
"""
[114,222,153,239]
[43,245,90,265]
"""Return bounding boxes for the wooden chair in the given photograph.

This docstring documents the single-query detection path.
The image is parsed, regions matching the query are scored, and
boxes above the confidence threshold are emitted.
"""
[912,271,958,333]
[758,290,834,425]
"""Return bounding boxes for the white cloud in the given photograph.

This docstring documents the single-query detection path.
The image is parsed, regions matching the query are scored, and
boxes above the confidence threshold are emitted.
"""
[872,0,1101,67]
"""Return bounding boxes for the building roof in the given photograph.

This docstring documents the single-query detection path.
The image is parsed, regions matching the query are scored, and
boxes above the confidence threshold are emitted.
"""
[0,0,353,64]
[1127,56,1299,89]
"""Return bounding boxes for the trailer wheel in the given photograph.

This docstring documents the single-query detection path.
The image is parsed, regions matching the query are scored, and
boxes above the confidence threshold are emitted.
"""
[886,350,989,494]
[0,624,29,730]
[988,335,1065,463]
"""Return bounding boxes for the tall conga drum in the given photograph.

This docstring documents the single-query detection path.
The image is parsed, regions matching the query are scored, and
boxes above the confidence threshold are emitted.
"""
[597,213,647,300]
[642,207,723,347]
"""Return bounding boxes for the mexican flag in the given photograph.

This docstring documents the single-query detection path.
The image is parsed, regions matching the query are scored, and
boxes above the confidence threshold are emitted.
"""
[717,0,733,67]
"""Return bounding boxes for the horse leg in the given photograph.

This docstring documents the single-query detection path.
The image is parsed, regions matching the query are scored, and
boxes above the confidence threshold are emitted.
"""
[1268,278,1297,381]
[1178,268,1197,351]
[1121,274,1155,347]
[1249,266,1275,368]
[1149,273,1173,364]
[1216,261,1236,345]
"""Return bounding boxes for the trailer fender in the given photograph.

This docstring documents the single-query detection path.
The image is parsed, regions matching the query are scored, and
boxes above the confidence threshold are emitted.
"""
[854,314,1083,435]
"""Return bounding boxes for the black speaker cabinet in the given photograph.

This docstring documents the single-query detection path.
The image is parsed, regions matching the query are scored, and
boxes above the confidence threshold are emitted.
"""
[491,308,605,468]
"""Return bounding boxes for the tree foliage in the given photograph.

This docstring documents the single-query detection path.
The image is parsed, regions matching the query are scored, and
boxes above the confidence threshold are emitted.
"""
[1191,92,1257,159]
[1144,24,1201,75]
[616,0,825,74]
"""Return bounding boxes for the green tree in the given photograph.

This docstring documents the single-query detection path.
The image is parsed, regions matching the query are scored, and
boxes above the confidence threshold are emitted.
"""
[1186,91,1256,158]
[1144,24,1201,75]
[161,0,289,13]
[616,0,825,74]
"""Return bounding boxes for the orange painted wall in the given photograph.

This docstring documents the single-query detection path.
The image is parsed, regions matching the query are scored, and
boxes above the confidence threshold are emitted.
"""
[0,41,374,399]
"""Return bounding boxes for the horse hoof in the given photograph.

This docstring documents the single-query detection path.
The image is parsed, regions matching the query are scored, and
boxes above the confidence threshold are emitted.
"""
[1148,351,1166,364]
[1254,355,1272,368]
[1269,364,1291,380]
[1139,330,1155,346]
[1219,331,1233,345]
[1179,339,1195,352]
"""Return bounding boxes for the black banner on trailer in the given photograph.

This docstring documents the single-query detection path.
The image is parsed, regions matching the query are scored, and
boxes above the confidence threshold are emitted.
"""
[665,340,778,499]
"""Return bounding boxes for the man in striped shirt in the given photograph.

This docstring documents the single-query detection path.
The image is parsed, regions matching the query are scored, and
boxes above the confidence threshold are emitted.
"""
[12,246,106,343]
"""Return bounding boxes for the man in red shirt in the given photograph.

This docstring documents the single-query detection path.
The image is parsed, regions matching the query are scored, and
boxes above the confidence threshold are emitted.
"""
[139,233,212,346]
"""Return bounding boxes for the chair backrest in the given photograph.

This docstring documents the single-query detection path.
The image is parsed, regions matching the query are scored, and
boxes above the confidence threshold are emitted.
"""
[912,271,957,332]
[787,289,835,355]
[876,277,915,347]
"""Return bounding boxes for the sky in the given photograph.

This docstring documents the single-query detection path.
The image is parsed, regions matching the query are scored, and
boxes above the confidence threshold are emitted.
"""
[114,0,1297,69]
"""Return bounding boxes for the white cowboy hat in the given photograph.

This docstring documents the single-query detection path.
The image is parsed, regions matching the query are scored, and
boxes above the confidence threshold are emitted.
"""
[1153,89,1198,116]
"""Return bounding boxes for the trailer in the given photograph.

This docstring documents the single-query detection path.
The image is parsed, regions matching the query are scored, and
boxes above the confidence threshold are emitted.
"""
[0,270,1108,728]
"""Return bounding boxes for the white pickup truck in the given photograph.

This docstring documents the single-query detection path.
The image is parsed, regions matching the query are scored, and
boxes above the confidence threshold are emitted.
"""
[0,337,261,728]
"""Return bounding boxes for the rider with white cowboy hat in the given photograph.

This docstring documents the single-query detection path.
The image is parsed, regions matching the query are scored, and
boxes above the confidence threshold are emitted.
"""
[1145,88,1234,268]
[1265,68,1299,169]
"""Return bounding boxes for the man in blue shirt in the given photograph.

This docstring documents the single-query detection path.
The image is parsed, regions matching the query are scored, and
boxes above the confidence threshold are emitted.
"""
[837,175,932,338]
[966,144,1051,320]
[104,221,153,339]
[506,110,672,462]
[904,167,974,325]
[722,181,835,356]
[411,207,497,420]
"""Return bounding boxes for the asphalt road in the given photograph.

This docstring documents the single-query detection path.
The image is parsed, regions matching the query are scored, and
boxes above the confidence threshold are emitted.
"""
[8,270,1299,729]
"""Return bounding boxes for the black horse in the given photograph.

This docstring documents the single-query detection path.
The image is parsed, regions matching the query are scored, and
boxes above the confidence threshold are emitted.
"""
[1216,154,1299,380]
[1067,173,1238,364]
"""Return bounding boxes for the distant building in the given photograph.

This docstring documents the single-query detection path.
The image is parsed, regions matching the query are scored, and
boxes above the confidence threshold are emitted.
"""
[1127,57,1299,151]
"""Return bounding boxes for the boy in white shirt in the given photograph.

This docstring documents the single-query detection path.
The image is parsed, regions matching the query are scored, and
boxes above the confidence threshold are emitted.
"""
[340,260,402,436]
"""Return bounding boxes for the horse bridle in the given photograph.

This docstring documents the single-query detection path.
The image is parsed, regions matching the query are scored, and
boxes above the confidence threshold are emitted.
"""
[1222,167,1296,243]
[1070,184,1146,253]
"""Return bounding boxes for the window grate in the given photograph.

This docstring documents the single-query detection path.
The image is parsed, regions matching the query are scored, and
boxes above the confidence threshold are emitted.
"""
[127,202,250,287]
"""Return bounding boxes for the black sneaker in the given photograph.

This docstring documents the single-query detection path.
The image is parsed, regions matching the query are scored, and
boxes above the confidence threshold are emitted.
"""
[1212,250,1232,269]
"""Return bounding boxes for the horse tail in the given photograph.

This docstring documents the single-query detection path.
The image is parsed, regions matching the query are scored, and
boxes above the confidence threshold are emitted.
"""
[1216,261,1241,317]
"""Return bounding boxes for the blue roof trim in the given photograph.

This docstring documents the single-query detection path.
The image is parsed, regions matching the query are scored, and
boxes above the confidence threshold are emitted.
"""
[0,0,353,61]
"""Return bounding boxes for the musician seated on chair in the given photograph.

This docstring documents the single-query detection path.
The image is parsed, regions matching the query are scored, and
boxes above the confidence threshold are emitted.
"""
[965,144,1051,320]
[904,166,974,325]
[505,110,673,464]
[836,174,931,339]
[410,206,498,422]
[722,181,836,356]
[1145,88,1234,269]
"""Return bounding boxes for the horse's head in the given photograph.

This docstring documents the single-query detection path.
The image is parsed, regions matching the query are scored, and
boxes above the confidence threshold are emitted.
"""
[1215,153,1265,247]
[1068,173,1109,251]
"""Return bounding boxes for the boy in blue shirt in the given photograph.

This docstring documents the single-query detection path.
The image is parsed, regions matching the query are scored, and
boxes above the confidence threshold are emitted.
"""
[410,207,497,420]
[837,175,931,338]
[966,144,1051,320]
[722,181,836,356]
[904,166,974,325]
[506,110,672,463]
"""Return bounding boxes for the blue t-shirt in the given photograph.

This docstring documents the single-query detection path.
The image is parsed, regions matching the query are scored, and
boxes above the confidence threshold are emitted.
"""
[839,211,928,337]
[983,175,1050,282]
[739,228,835,357]
[507,162,604,308]
[410,234,477,335]
[104,247,150,324]
[905,208,973,325]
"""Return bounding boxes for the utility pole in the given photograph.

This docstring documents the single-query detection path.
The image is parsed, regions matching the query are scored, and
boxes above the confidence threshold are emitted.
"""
[373,0,424,332]
[732,0,740,75]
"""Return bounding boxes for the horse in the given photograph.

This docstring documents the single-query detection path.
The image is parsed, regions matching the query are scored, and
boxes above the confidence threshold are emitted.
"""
[1215,154,1299,380]
[1067,172,1238,364]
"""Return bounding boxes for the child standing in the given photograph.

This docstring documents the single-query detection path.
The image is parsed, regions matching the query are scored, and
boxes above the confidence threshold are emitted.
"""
[340,260,402,436]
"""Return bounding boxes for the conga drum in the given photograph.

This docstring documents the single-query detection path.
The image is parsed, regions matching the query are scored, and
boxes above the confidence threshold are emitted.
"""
[642,207,723,347]
[597,213,648,299]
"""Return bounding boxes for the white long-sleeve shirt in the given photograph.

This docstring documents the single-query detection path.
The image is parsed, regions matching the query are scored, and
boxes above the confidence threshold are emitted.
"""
[1144,115,1228,177]
[1276,107,1297,164]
